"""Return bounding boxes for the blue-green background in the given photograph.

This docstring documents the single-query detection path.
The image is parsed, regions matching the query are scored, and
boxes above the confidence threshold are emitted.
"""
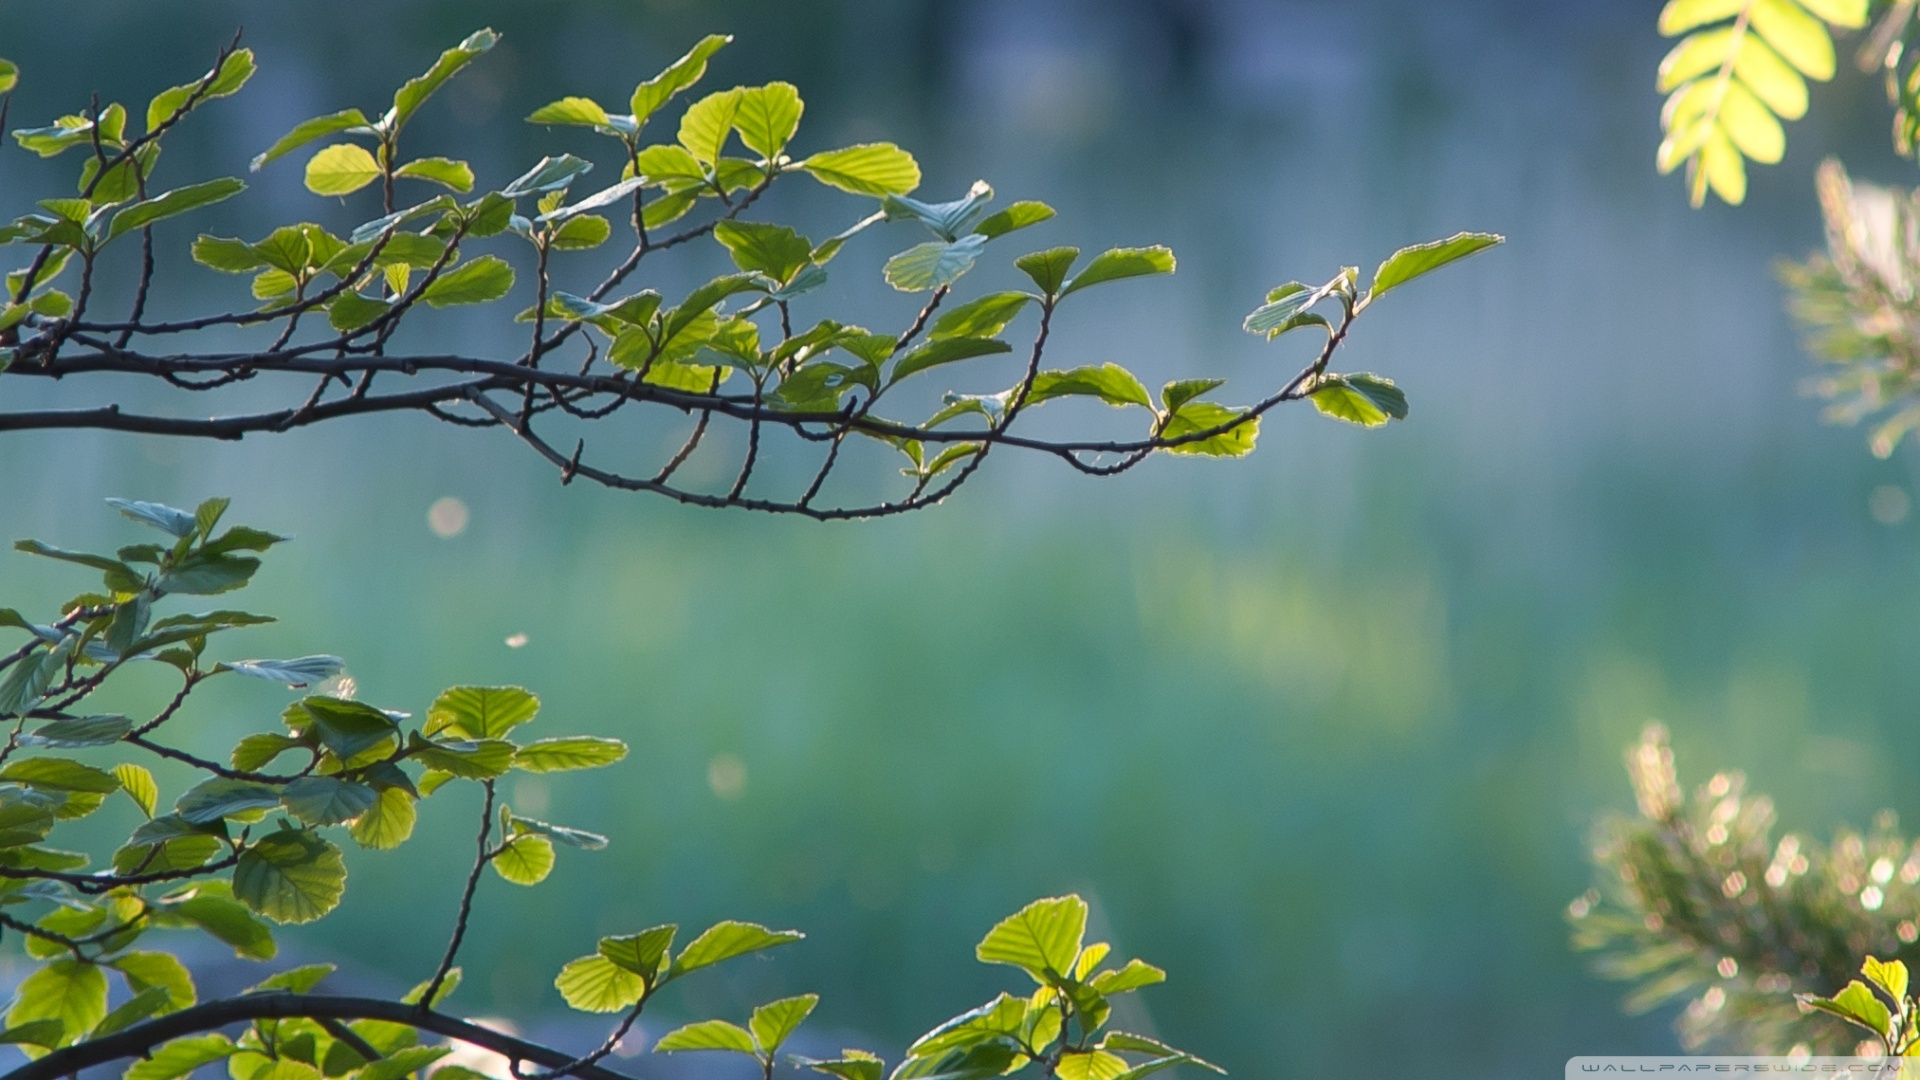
[4,1,1920,1076]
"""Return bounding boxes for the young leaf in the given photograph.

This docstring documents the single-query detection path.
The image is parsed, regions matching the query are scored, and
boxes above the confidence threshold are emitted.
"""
[220,656,345,687]
[145,48,256,133]
[885,236,988,292]
[0,758,122,794]
[751,995,820,1055]
[973,201,1056,240]
[391,29,499,132]
[1059,246,1175,298]
[111,951,196,1010]
[1864,956,1910,1004]
[7,958,107,1043]
[890,336,1012,385]
[252,110,373,171]
[427,686,539,739]
[1308,374,1407,427]
[1161,401,1258,457]
[232,829,347,925]
[492,834,556,885]
[0,60,16,96]
[170,890,277,961]
[735,82,804,160]
[107,178,247,242]
[421,256,515,307]
[1367,232,1501,299]
[632,34,732,124]
[306,144,382,197]
[126,1035,237,1080]
[513,736,628,773]
[22,715,132,749]
[672,921,805,976]
[281,777,378,827]
[112,763,157,818]
[1088,959,1166,995]
[395,157,475,193]
[1015,247,1080,296]
[801,144,922,196]
[175,778,282,824]
[1026,365,1153,410]
[349,787,417,851]
[1803,979,1893,1036]
[655,1019,759,1054]
[106,497,197,537]
[976,896,1088,983]
[599,925,676,978]
[678,88,743,165]
[508,814,608,850]
[713,221,814,282]
[554,954,646,1013]
[528,97,611,127]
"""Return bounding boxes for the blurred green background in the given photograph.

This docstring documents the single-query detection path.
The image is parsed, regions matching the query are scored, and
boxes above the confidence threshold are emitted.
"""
[4,0,1920,1076]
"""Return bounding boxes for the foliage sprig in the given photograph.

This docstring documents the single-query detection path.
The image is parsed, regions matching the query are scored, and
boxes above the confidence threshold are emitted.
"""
[0,30,1497,520]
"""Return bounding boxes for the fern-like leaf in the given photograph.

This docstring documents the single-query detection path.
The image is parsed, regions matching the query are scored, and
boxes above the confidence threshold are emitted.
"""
[1656,0,1869,207]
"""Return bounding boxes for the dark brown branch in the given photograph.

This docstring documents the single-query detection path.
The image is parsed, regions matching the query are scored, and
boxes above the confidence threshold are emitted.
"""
[420,780,495,1009]
[5,993,646,1080]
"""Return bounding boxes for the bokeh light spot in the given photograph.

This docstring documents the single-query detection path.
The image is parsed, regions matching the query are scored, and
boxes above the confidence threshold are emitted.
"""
[428,497,470,538]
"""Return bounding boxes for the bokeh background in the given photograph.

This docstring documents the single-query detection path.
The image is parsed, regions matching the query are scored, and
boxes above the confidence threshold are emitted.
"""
[3,0,1919,1077]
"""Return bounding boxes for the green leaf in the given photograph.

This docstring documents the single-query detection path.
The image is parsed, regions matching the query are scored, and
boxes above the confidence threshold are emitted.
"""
[1308,373,1407,427]
[1015,247,1080,296]
[513,736,629,773]
[106,497,197,536]
[8,958,107,1045]
[0,60,16,96]
[891,336,1012,385]
[106,178,246,242]
[251,110,372,171]
[392,29,499,132]
[170,888,277,960]
[736,83,804,159]
[422,256,515,307]
[1367,232,1501,299]
[221,656,344,687]
[407,735,516,779]
[21,715,131,749]
[1027,365,1153,410]
[157,551,259,595]
[0,1020,65,1049]
[1162,401,1258,457]
[492,834,556,885]
[554,954,645,1013]
[145,48,255,133]
[126,1035,236,1080]
[906,994,1026,1059]
[799,1054,885,1080]
[232,828,347,924]
[931,293,1030,341]
[0,758,121,794]
[349,787,417,850]
[678,88,742,165]
[672,921,804,977]
[801,143,922,196]
[1089,959,1165,995]
[637,144,708,184]
[599,925,676,978]
[395,157,475,193]
[1804,979,1891,1036]
[551,215,612,251]
[328,292,391,333]
[885,236,988,292]
[751,994,819,1055]
[232,733,302,772]
[1056,1053,1130,1080]
[973,201,1056,240]
[246,964,334,994]
[1060,246,1175,298]
[508,813,608,850]
[113,763,158,818]
[714,221,814,283]
[176,778,282,824]
[281,777,377,827]
[193,235,265,273]
[427,685,539,739]
[632,35,732,124]
[111,951,196,1010]
[1864,956,1910,1004]
[1799,0,1868,26]
[657,1019,759,1054]
[293,697,399,760]
[884,181,995,240]
[304,144,381,197]
[1160,379,1225,414]
[1658,0,1745,34]
[528,97,611,127]
[976,896,1087,983]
